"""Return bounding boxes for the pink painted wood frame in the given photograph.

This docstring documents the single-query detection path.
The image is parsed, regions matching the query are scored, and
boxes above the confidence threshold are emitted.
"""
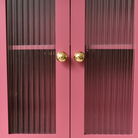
[89,44,133,49]
[0,0,70,138]
[71,0,138,138]
[9,45,55,50]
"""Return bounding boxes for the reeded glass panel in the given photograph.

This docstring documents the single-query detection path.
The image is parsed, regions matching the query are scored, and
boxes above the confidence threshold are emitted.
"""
[6,0,55,134]
[85,0,134,46]
[7,0,55,45]
[85,0,134,134]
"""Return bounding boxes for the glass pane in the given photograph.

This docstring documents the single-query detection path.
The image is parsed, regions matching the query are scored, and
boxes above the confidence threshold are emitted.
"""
[6,0,56,134]
[85,0,134,135]
[6,0,55,45]
[85,0,134,46]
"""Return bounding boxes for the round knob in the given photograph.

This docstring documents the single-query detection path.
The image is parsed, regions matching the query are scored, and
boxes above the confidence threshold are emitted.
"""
[74,52,85,62]
[56,52,68,62]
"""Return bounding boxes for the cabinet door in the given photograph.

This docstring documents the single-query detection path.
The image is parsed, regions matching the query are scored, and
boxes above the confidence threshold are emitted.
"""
[71,0,138,138]
[0,0,70,137]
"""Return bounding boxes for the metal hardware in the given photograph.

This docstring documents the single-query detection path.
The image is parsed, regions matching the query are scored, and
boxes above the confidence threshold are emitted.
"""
[74,52,85,62]
[56,52,68,62]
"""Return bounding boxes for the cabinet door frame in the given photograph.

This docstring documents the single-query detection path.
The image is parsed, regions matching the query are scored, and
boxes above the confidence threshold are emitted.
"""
[71,0,138,138]
[0,0,70,138]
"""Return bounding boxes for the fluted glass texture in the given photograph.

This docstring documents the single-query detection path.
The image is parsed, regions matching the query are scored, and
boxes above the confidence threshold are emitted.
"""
[6,0,56,134]
[85,0,134,134]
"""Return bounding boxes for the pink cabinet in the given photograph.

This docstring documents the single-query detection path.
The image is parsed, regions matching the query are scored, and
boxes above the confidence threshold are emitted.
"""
[0,0,70,137]
[0,0,138,138]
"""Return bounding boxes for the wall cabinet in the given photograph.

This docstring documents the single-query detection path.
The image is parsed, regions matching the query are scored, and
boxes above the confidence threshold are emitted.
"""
[0,0,138,138]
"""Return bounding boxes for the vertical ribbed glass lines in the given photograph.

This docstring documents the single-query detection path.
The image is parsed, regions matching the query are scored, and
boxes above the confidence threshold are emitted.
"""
[7,0,55,45]
[85,0,134,134]
[85,0,134,46]
[6,0,56,134]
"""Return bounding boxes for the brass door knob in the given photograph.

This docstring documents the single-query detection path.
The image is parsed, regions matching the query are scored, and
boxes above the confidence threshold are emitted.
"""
[74,52,85,62]
[56,52,68,62]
